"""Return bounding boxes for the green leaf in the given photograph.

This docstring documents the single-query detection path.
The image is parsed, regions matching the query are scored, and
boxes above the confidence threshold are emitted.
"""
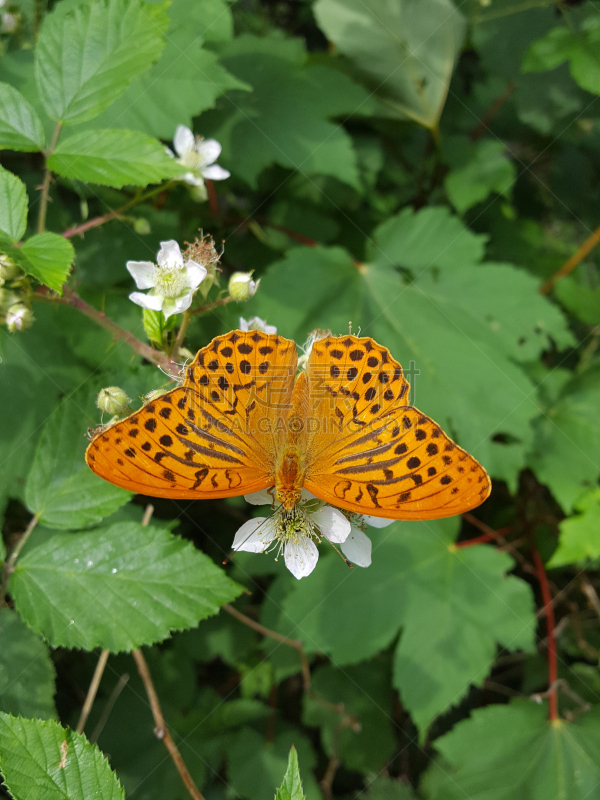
[444,139,516,213]
[142,307,166,346]
[275,746,306,800]
[10,522,243,651]
[0,608,56,720]
[0,82,45,151]
[48,129,185,188]
[528,367,600,512]
[548,489,600,567]
[366,778,416,799]
[554,276,600,325]
[314,0,465,129]
[25,394,131,529]
[86,0,248,139]
[422,702,600,800]
[0,712,124,800]
[0,165,27,242]
[524,20,600,96]
[303,661,395,773]
[16,232,74,292]
[274,518,535,734]
[35,0,170,125]
[249,233,573,485]
[201,35,372,189]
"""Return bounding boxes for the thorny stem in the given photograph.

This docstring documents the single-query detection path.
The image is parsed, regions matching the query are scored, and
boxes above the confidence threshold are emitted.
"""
[0,514,39,607]
[32,288,178,374]
[37,122,62,234]
[529,536,559,721]
[76,649,110,734]
[132,648,206,800]
[62,182,176,240]
[540,223,600,294]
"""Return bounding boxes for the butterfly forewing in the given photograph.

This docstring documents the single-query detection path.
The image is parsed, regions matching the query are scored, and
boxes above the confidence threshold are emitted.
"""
[303,334,491,520]
[86,330,298,499]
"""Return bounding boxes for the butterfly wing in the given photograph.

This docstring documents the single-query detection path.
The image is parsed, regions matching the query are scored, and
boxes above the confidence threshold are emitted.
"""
[86,330,297,499]
[302,335,491,520]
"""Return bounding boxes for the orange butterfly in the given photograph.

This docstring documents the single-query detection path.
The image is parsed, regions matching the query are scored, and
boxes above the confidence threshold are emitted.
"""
[86,330,491,520]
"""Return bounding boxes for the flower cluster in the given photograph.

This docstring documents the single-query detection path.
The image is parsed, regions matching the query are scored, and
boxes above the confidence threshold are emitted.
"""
[232,489,393,579]
[0,254,31,333]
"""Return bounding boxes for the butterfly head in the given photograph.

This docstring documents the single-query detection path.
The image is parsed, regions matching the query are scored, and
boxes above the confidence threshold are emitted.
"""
[275,486,303,511]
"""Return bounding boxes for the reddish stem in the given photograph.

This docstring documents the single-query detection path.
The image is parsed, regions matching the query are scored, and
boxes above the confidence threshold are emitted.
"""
[529,539,559,721]
[540,223,600,294]
[455,525,513,549]
[206,179,219,216]
[470,81,516,141]
[63,208,125,239]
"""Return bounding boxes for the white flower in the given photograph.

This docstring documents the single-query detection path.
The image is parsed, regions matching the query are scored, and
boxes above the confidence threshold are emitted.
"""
[169,125,230,188]
[127,240,207,320]
[297,329,331,371]
[340,513,393,568]
[232,489,351,579]
[239,316,277,335]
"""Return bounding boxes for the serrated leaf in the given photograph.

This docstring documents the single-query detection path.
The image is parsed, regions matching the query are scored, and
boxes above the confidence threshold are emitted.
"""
[422,702,600,800]
[528,367,600,512]
[25,393,130,529]
[17,232,74,292]
[0,165,27,242]
[10,522,243,651]
[274,518,535,733]
[0,82,45,151]
[0,712,124,800]
[86,0,248,139]
[314,0,465,128]
[0,608,56,720]
[524,20,600,96]
[35,0,170,125]
[548,489,600,567]
[48,129,185,188]
[444,139,516,213]
[275,747,306,800]
[201,35,372,189]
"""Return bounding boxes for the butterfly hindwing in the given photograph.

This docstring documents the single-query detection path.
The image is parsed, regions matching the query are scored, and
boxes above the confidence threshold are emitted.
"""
[303,335,491,520]
[86,330,297,499]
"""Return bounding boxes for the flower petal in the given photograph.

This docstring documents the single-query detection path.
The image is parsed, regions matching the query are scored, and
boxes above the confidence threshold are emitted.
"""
[341,526,372,567]
[311,506,351,543]
[232,518,276,552]
[185,259,207,289]
[244,488,275,506]
[300,489,318,502]
[173,125,194,157]
[362,514,395,529]
[182,171,204,187]
[196,138,221,164]
[157,240,184,269]
[129,291,163,311]
[126,261,156,289]
[284,538,319,579]
[202,164,230,181]
[162,291,193,320]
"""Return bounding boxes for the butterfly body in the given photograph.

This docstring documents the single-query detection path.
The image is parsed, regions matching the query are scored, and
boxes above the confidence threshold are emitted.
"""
[86,329,491,519]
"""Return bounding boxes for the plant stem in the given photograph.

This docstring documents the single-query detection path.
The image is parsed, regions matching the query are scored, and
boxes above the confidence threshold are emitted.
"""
[171,308,192,359]
[456,515,514,549]
[540,223,600,294]
[132,648,205,800]
[90,672,129,743]
[205,179,219,216]
[62,182,176,240]
[191,294,234,317]
[76,649,110,734]
[32,288,177,374]
[0,514,39,606]
[470,81,516,141]
[529,537,559,721]
[37,122,62,234]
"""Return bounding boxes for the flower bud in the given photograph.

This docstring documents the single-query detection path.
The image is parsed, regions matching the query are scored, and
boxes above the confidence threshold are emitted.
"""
[0,254,18,283]
[6,304,34,332]
[142,388,168,403]
[96,386,132,417]
[229,272,259,302]
[0,288,19,313]
[133,217,151,235]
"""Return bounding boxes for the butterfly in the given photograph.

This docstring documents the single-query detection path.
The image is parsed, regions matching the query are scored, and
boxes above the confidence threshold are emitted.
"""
[86,330,491,520]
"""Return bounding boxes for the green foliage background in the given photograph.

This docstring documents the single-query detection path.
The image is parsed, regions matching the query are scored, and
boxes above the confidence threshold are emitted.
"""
[1,0,600,797]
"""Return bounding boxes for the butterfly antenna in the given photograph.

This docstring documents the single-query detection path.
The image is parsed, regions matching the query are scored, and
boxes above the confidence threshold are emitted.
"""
[223,505,282,565]
[326,538,353,569]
